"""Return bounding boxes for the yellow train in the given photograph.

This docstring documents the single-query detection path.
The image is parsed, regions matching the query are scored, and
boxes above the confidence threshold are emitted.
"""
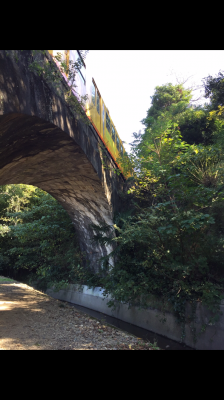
[48,50,126,177]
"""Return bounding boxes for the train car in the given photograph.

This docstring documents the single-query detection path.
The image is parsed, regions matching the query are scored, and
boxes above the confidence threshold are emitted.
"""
[48,50,126,177]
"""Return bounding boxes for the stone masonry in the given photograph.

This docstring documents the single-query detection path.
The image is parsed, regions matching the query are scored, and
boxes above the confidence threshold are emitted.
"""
[0,50,124,271]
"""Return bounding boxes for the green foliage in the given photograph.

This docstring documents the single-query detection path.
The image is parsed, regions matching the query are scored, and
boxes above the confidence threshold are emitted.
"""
[0,185,97,289]
[142,83,192,123]
[0,276,14,283]
[142,83,216,146]
[206,105,224,148]
[101,143,224,322]
[203,71,224,109]
[178,106,215,145]
[93,81,224,339]
[16,50,90,125]
[2,66,224,342]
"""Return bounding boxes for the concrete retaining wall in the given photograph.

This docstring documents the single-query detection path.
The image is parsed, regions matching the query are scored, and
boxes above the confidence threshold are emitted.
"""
[46,284,224,350]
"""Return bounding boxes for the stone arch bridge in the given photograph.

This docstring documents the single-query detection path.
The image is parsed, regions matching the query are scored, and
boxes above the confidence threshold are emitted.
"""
[0,50,125,271]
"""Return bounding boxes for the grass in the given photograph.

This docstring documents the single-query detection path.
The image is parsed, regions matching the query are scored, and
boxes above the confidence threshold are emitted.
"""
[0,276,16,284]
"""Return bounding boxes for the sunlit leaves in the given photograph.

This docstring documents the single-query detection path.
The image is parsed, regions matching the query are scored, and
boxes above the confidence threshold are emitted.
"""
[0,185,82,287]
[93,80,224,325]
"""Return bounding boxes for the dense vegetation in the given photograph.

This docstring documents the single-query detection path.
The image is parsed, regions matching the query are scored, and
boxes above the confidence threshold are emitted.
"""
[95,75,224,330]
[0,185,97,290]
[1,64,224,335]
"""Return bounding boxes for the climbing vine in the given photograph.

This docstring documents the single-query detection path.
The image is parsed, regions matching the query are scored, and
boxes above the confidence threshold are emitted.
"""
[11,50,90,125]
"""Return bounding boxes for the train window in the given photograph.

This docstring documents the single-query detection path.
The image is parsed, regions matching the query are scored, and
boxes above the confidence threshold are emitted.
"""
[92,85,95,106]
[116,136,120,150]
[70,51,86,85]
[120,146,124,156]
[79,70,86,85]
[112,126,115,142]
[103,104,105,134]
[106,112,111,132]
[77,51,86,85]
[97,91,100,114]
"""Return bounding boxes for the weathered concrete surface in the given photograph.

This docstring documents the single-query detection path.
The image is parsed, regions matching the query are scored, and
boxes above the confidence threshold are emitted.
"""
[47,284,224,350]
[0,50,124,270]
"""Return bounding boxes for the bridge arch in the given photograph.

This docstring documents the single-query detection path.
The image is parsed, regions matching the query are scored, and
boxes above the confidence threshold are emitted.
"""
[0,113,115,270]
[0,51,124,271]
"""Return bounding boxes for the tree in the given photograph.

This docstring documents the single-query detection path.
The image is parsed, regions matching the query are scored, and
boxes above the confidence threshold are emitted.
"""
[142,83,192,125]
[178,105,215,145]
[94,82,224,329]
[0,185,86,288]
[203,71,224,109]
[142,83,215,146]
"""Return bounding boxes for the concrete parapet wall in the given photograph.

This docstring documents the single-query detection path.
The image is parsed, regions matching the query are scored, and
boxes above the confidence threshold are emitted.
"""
[46,284,224,350]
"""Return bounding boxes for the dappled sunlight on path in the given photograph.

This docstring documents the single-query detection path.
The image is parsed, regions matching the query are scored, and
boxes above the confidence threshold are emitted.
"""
[0,279,156,350]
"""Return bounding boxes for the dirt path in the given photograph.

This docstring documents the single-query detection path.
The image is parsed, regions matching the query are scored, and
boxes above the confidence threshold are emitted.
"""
[0,278,158,350]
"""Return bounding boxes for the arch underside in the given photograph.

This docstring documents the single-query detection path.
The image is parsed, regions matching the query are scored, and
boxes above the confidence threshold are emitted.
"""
[0,113,114,271]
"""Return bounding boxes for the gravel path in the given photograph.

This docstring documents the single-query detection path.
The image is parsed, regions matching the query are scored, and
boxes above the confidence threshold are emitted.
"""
[0,278,159,350]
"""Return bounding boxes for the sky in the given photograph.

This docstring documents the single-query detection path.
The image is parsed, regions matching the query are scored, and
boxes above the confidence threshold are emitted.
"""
[86,50,224,152]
